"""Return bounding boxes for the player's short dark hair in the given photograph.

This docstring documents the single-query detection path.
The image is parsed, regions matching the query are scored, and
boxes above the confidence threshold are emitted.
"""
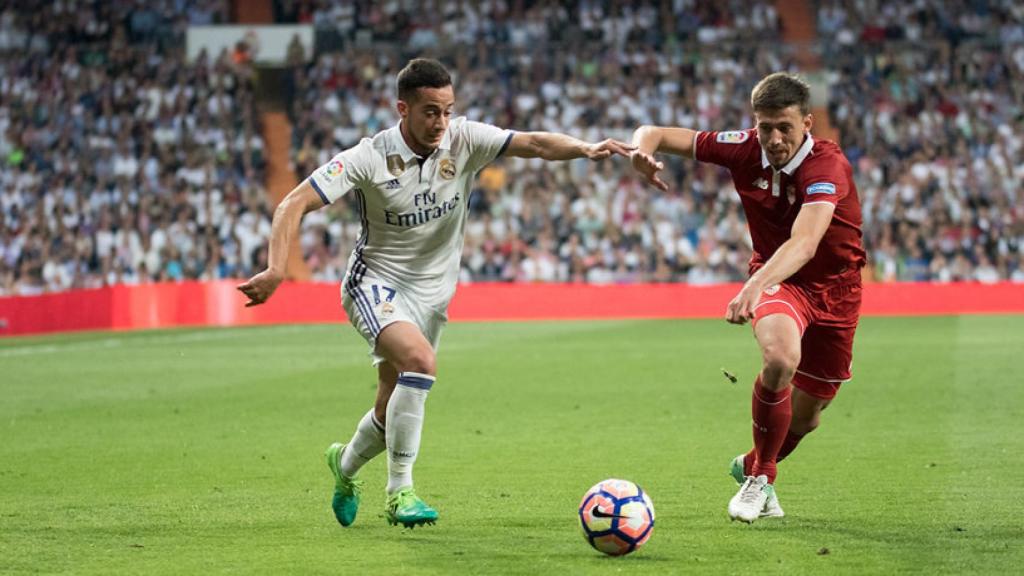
[397,58,452,102]
[751,72,811,115]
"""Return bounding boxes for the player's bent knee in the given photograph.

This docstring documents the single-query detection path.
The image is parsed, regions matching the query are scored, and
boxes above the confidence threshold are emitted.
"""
[398,349,436,376]
[760,350,799,386]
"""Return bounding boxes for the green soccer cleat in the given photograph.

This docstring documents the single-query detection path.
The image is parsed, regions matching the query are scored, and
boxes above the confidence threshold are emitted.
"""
[385,487,438,528]
[325,443,363,527]
[729,453,746,485]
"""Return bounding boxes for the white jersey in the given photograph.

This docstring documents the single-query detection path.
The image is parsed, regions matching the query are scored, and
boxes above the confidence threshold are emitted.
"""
[309,117,512,308]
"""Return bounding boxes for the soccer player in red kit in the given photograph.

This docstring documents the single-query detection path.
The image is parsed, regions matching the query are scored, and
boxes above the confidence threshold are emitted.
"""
[629,72,866,523]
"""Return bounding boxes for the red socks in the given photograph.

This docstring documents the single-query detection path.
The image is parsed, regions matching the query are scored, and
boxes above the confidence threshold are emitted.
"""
[743,430,805,476]
[749,376,792,483]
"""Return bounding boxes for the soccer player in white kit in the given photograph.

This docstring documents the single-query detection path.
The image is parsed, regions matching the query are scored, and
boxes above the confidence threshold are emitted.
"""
[238,58,633,528]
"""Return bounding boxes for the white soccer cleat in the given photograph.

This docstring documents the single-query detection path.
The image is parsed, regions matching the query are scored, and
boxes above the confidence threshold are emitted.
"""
[729,455,785,518]
[729,474,775,523]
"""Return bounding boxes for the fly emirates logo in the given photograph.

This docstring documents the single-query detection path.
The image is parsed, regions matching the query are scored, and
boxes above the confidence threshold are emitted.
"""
[384,190,461,228]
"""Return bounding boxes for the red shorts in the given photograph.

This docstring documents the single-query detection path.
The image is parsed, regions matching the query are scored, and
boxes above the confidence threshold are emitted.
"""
[751,280,861,401]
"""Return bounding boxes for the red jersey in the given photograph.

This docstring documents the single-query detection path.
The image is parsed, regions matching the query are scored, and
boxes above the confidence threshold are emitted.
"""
[694,128,865,290]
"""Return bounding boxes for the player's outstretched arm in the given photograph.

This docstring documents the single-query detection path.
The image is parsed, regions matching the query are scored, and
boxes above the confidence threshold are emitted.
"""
[503,132,633,161]
[725,203,835,324]
[237,180,324,307]
[629,126,698,191]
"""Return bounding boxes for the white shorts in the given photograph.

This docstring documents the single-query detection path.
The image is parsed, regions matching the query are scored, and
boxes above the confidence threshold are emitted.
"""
[341,263,447,366]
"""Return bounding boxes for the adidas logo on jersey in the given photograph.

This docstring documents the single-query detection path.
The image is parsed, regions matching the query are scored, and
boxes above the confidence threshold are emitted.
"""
[385,179,401,190]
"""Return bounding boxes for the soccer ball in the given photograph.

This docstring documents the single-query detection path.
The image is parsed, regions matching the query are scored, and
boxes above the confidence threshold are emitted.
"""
[578,478,655,556]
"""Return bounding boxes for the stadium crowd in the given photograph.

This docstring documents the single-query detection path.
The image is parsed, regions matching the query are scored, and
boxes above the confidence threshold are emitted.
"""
[0,0,1021,296]
[0,0,270,295]
[818,0,1024,282]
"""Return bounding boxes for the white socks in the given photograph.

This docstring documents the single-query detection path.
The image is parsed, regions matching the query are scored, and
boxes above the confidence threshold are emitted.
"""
[339,409,386,479]
[385,372,435,494]
[336,372,435,493]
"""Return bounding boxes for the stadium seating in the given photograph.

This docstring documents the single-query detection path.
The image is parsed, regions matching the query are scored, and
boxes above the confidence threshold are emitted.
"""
[0,0,1020,296]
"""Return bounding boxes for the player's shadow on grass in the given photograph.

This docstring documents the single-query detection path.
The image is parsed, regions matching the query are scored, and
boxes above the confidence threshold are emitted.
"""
[750,514,946,551]
[578,553,674,563]
[388,531,675,563]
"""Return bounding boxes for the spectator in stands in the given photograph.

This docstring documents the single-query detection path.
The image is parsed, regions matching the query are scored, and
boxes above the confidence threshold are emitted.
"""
[0,0,1020,295]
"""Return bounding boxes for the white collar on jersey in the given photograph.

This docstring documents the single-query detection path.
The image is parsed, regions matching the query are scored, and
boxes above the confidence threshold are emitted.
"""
[392,120,453,163]
[761,132,814,175]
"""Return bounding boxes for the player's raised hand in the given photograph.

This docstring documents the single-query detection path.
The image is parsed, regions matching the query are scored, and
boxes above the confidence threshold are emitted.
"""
[237,269,284,307]
[583,139,635,161]
[630,150,668,192]
[725,282,762,325]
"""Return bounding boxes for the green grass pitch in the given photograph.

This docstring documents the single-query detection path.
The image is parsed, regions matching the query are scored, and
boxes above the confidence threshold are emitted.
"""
[2,316,1022,575]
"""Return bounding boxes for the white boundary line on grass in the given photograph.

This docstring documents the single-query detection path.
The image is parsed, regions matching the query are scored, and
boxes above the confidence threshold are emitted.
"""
[0,325,319,358]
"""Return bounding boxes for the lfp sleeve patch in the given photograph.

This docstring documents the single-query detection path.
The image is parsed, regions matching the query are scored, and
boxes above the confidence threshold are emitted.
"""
[715,130,749,144]
[319,159,345,182]
[806,182,837,195]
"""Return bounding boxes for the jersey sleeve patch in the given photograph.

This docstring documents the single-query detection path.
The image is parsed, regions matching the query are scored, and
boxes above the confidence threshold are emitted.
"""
[308,144,366,205]
[715,130,749,144]
[317,158,345,183]
[806,182,836,195]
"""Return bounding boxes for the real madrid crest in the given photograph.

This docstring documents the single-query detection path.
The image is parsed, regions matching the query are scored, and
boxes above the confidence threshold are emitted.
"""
[379,301,395,318]
[386,155,405,176]
[439,158,456,180]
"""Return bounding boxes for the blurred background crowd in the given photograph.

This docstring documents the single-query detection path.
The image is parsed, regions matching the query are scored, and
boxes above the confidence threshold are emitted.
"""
[1,0,1021,295]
